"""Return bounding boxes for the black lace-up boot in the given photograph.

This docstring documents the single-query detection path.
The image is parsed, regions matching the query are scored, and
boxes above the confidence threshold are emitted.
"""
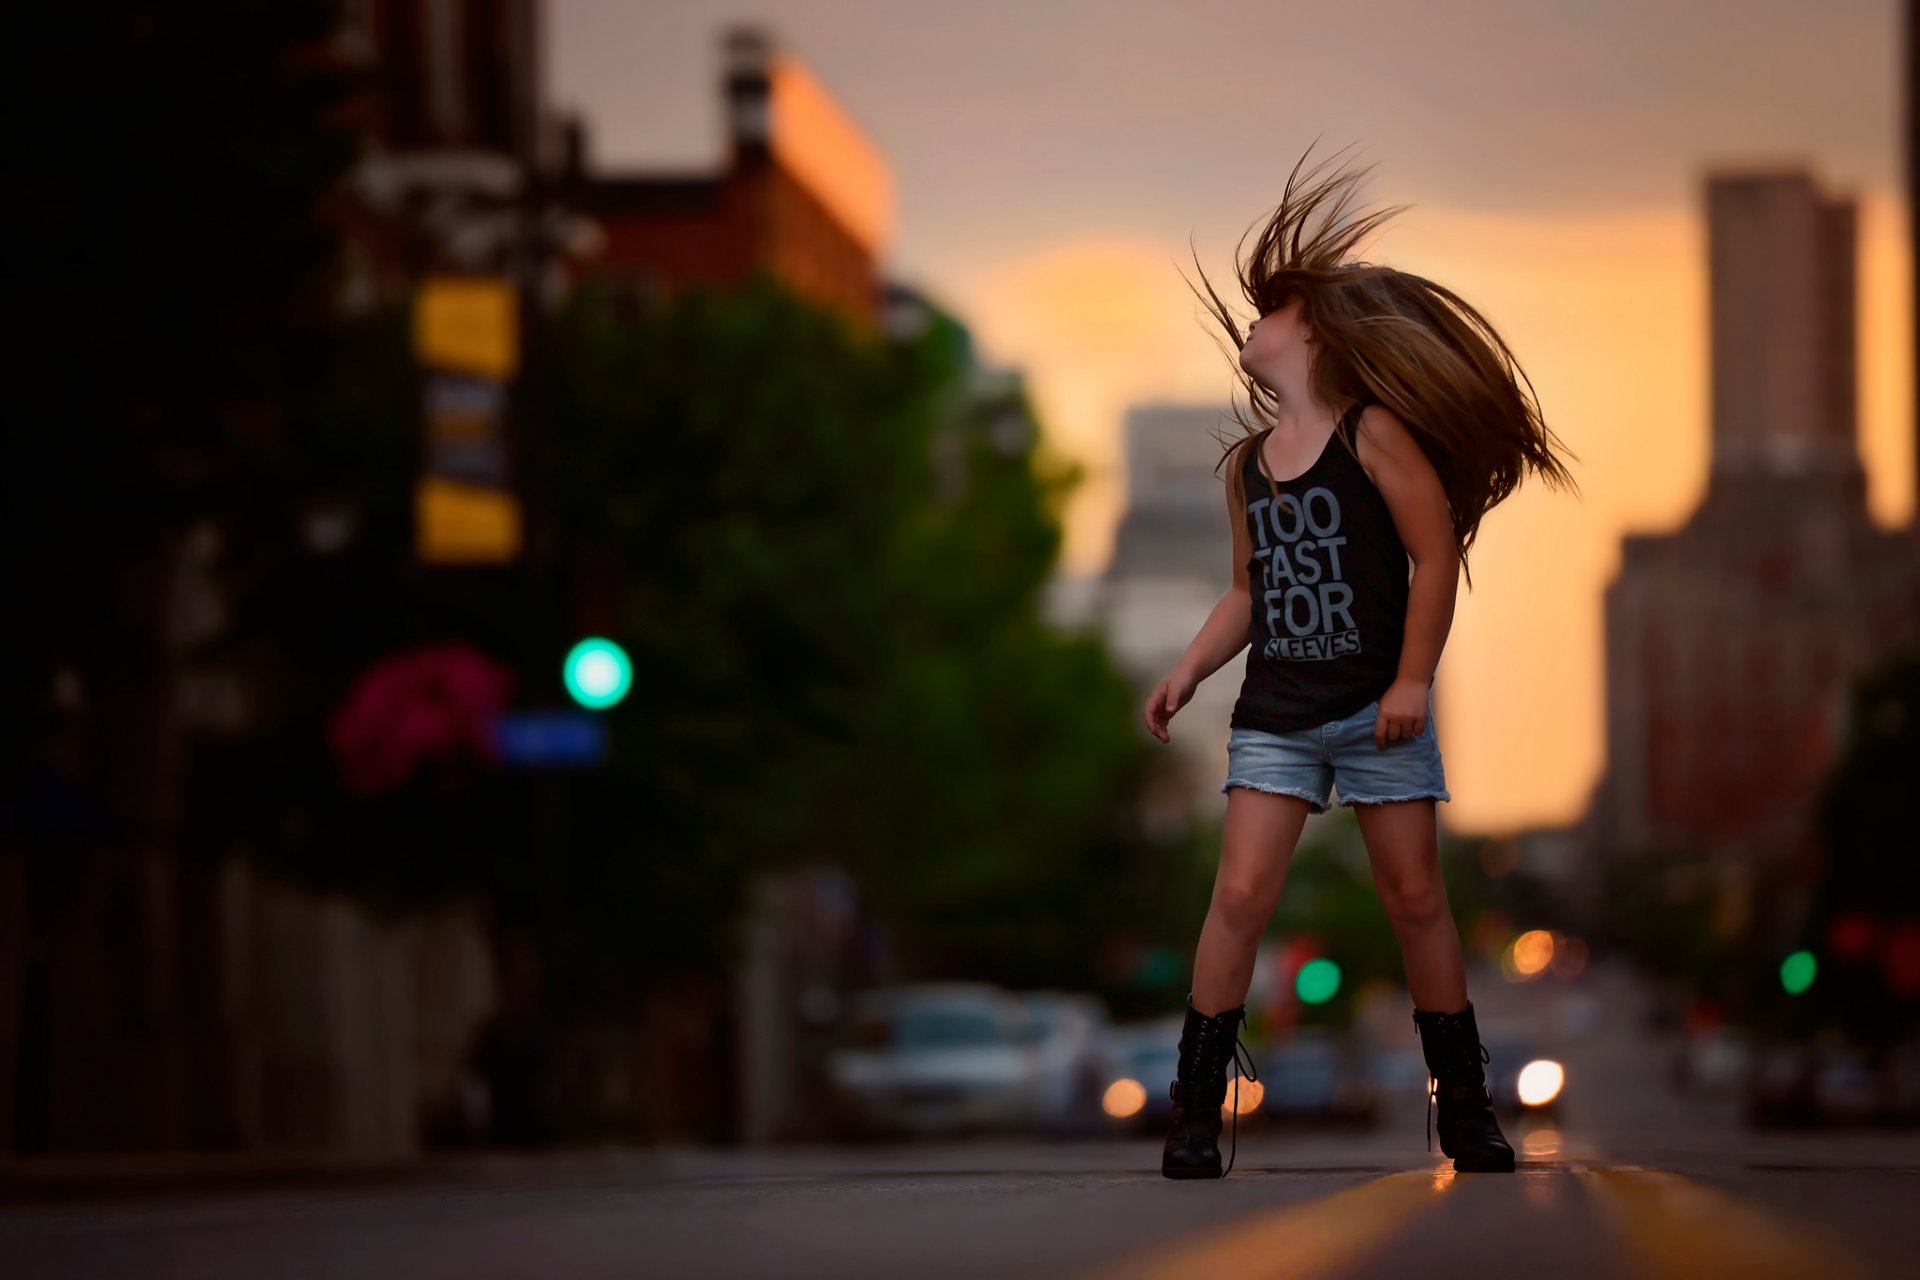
[1160,993,1259,1179]
[1412,1002,1515,1172]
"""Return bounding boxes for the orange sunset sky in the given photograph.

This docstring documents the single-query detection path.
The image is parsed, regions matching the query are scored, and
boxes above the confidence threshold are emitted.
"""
[552,0,1915,835]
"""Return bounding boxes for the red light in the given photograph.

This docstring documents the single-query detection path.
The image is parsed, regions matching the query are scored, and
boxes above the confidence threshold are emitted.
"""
[1827,912,1875,960]
[1882,924,1920,998]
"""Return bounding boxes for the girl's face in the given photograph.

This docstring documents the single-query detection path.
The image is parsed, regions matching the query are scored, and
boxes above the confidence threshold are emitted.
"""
[1239,296,1309,387]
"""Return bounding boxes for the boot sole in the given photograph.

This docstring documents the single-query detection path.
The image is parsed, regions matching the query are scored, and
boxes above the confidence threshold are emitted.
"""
[1161,1164,1224,1179]
[1452,1154,1516,1172]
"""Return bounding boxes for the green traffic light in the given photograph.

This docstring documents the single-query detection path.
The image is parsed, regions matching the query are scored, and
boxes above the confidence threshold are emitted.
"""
[564,638,632,709]
[1295,957,1342,1005]
[1780,949,1817,995]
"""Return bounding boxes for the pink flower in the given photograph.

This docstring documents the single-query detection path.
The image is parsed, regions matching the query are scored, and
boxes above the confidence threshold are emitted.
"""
[328,642,517,796]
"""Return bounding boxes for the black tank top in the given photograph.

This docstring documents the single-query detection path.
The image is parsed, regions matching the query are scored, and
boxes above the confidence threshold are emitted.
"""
[1229,399,1411,734]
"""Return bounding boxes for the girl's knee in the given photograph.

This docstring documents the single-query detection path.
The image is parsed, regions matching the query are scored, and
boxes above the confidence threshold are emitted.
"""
[1377,870,1446,930]
[1209,877,1274,934]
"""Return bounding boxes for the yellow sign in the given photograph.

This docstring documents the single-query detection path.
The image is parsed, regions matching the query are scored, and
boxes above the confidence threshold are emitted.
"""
[416,477,523,564]
[414,277,518,379]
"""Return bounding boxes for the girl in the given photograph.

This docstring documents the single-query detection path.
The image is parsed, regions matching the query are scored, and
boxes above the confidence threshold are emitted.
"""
[1142,141,1580,1179]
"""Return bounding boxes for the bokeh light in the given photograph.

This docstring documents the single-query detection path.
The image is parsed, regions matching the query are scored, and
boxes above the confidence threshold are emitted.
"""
[1886,925,1920,997]
[1101,1078,1146,1119]
[563,637,633,709]
[1826,912,1876,960]
[1512,930,1556,978]
[1295,957,1342,1004]
[1221,1078,1264,1114]
[1517,1059,1566,1107]
[1780,949,1818,995]
[1549,936,1589,980]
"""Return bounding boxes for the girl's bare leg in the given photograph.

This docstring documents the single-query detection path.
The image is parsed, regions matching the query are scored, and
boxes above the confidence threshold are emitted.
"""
[1350,798,1468,1010]
[1191,788,1314,1014]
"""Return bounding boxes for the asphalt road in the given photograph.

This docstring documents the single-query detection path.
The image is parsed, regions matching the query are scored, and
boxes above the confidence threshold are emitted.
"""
[4,967,1918,1279]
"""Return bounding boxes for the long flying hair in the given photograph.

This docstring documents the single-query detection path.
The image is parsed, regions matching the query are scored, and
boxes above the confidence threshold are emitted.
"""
[1187,139,1580,590]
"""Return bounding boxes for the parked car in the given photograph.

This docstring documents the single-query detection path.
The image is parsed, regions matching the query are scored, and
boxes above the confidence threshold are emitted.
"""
[1880,1036,1920,1124]
[1260,1027,1380,1126]
[1368,1043,1430,1109]
[1105,1013,1282,1136]
[823,983,1043,1139]
[1675,1025,1753,1098]
[1746,1035,1920,1128]
[1019,990,1115,1137]
[1098,1018,1184,1134]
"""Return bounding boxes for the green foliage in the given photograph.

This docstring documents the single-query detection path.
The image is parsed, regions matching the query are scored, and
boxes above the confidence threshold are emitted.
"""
[1267,819,1405,1023]
[1592,847,1723,985]
[536,274,1167,1001]
[1813,642,1920,922]
[1795,642,1920,1047]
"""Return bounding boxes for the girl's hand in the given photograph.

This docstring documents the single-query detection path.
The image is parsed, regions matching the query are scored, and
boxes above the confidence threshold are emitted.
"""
[1144,667,1198,743]
[1373,678,1430,750]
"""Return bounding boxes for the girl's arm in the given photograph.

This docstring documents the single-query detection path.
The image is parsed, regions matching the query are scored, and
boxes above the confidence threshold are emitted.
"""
[1353,404,1460,743]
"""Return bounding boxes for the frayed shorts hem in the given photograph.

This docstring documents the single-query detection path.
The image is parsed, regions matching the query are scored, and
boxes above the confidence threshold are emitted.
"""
[1219,779,1330,815]
[1335,790,1451,808]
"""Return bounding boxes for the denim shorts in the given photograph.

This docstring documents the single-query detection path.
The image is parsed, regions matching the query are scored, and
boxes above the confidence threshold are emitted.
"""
[1220,687,1450,814]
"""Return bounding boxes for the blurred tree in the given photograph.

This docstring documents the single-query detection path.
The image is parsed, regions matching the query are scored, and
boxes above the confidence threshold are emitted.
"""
[1592,846,1724,992]
[1267,826,1404,1025]
[537,276,1177,1009]
[3,0,1198,1148]
[1798,642,1920,1049]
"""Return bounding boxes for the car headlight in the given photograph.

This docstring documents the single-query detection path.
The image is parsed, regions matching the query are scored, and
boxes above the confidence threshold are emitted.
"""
[1102,1078,1147,1118]
[1516,1059,1565,1106]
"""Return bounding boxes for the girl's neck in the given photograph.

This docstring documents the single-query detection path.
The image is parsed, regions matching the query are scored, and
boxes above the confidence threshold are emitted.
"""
[1268,396,1345,434]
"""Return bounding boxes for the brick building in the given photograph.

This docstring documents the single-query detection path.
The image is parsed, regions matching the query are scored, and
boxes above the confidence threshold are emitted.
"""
[331,9,891,331]
[555,25,893,333]
[1583,169,1920,872]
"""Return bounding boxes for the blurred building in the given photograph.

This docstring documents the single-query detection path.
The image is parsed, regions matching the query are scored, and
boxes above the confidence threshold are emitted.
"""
[1106,404,1240,591]
[336,7,911,1149]
[332,0,555,300]
[331,10,893,333]
[0,0,555,1165]
[1095,406,1240,825]
[0,1,913,1163]
[554,26,895,334]
[1582,168,1920,873]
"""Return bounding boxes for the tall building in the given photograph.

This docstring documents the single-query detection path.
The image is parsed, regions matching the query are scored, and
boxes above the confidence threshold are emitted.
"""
[1097,406,1243,809]
[1105,404,1241,591]
[1584,169,1920,869]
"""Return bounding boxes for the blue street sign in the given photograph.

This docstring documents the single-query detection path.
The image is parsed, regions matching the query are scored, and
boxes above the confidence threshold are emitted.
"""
[494,709,607,768]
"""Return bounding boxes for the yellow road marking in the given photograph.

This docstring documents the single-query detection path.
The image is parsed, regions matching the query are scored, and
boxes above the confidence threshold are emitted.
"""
[1075,1165,1458,1280]
[1577,1167,1884,1280]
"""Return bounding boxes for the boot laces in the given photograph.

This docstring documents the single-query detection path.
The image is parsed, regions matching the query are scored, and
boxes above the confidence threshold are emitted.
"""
[1220,1028,1258,1176]
[1171,1009,1259,1177]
